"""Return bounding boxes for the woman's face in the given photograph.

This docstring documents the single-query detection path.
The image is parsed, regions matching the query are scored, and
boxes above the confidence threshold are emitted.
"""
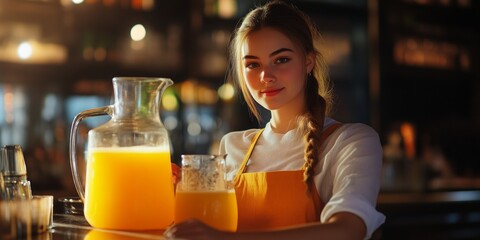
[241,27,314,112]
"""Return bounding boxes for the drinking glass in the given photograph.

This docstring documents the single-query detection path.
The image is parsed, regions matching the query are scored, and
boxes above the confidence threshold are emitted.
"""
[174,154,238,231]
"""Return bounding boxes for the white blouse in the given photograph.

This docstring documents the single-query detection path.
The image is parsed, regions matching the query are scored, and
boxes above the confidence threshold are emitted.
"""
[219,117,386,239]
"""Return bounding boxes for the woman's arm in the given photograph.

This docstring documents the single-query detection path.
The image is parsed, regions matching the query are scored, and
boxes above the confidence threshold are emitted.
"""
[164,211,365,240]
[319,123,385,238]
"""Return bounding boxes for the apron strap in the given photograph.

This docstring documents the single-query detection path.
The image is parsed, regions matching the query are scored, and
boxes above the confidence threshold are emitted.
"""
[233,128,264,184]
[319,123,342,145]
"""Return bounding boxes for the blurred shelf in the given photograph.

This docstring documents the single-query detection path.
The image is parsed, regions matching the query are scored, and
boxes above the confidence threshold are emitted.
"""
[378,190,480,205]
[377,190,480,240]
[377,0,479,129]
[0,0,189,87]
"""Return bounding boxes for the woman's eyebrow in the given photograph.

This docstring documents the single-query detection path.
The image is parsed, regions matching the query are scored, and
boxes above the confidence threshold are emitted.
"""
[242,48,294,60]
[243,55,258,60]
[270,48,293,57]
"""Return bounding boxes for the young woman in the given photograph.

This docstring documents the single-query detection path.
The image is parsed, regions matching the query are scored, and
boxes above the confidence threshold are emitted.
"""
[165,1,385,239]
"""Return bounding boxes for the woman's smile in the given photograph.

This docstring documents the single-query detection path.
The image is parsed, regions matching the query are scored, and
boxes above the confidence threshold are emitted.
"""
[261,87,285,97]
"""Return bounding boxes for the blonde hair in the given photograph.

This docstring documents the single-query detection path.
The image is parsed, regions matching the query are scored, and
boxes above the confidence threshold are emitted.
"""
[227,1,333,186]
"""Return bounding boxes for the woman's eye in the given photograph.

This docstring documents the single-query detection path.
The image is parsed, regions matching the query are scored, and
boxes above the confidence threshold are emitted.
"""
[275,57,290,64]
[245,62,259,69]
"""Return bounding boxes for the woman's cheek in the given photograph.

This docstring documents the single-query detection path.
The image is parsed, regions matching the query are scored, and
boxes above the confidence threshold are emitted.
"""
[244,71,259,88]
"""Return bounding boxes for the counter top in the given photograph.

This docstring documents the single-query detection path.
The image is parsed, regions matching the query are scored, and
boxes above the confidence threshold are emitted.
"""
[36,214,167,240]
[25,190,480,239]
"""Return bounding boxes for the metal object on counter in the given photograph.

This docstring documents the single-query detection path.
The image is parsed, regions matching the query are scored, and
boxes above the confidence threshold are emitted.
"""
[0,145,32,200]
[0,145,52,238]
[0,172,5,200]
[58,197,84,215]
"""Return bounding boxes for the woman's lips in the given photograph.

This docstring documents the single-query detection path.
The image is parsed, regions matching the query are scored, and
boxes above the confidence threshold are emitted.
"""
[261,87,284,97]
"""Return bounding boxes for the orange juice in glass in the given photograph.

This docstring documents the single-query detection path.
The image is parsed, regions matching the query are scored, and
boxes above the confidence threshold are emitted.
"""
[85,147,174,230]
[175,155,237,231]
[175,190,237,231]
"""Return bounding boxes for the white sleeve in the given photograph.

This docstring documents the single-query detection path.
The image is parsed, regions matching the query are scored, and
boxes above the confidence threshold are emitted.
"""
[319,123,386,239]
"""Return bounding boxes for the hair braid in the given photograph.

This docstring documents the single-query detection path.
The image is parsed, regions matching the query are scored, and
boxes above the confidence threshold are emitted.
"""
[300,75,326,187]
[302,113,321,185]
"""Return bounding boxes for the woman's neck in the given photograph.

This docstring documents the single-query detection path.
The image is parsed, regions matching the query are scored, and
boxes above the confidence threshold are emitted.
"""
[270,107,306,134]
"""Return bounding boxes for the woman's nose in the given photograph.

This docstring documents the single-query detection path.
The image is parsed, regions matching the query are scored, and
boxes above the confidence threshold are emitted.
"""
[260,67,275,83]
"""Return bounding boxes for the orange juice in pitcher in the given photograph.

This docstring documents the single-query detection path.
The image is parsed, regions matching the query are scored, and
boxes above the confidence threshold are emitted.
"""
[69,77,175,230]
[85,147,174,229]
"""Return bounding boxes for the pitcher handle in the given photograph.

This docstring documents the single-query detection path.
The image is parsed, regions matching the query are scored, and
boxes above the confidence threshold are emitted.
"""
[69,106,113,201]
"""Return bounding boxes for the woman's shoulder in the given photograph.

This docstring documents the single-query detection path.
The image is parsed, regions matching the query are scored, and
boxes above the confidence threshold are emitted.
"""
[340,122,379,136]
[330,121,382,150]
[222,128,261,143]
[324,119,381,147]
[325,117,379,138]
[220,128,262,149]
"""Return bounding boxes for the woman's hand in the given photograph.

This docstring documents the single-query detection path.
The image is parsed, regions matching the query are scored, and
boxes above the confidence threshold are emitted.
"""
[164,219,232,240]
[163,213,365,240]
[171,163,181,188]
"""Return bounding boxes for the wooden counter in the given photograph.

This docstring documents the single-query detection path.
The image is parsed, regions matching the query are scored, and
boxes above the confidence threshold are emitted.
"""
[46,214,166,239]
[24,190,480,240]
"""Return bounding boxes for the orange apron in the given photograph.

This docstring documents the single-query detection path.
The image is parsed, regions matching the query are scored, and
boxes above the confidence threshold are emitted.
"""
[233,123,342,231]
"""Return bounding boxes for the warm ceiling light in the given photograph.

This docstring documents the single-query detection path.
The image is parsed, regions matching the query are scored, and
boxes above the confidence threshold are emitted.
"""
[17,42,33,60]
[130,24,146,41]
[218,83,235,101]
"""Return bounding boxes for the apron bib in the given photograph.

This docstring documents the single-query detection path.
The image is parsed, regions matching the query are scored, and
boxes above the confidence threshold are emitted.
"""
[233,123,342,231]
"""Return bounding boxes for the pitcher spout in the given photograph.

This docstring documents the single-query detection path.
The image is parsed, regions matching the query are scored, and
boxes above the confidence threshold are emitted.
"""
[112,77,174,120]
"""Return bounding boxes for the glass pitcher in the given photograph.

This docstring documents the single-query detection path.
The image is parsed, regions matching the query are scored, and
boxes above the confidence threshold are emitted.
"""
[69,77,175,230]
[174,154,238,232]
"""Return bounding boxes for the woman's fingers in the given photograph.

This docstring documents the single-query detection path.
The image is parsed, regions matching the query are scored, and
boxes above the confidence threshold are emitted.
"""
[164,219,227,240]
[171,163,181,187]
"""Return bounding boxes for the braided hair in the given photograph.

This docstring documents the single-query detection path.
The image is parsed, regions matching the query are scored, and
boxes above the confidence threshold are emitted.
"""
[299,74,328,186]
